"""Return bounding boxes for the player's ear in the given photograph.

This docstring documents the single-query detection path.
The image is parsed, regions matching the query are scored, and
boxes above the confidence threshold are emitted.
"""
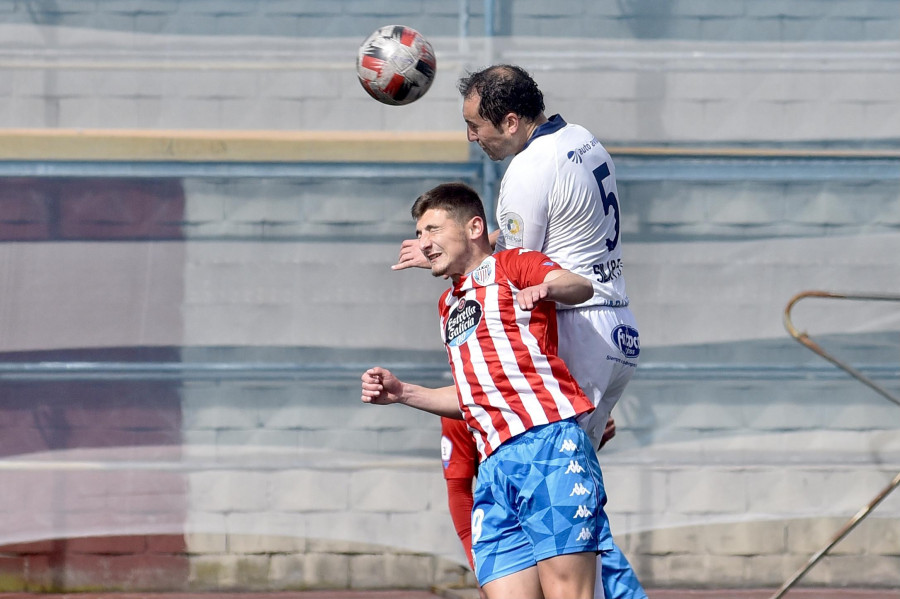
[468,216,484,238]
[506,112,519,133]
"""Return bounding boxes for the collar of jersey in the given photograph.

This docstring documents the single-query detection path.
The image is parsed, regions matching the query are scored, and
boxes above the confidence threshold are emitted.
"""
[448,276,473,303]
[452,254,494,295]
[521,114,567,151]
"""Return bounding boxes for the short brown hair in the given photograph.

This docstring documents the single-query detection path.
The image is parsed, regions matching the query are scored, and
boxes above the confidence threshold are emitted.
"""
[411,182,487,226]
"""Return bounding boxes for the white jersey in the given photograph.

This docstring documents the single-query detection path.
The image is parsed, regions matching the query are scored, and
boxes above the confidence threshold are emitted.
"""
[495,115,629,309]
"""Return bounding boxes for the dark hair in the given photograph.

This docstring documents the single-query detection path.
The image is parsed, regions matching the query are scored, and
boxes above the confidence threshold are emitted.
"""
[411,182,486,226]
[457,64,545,127]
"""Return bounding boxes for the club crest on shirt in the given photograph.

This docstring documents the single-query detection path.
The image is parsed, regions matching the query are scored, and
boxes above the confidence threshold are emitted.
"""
[444,297,483,347]
[500,211,524,247]
[472,259,495,287]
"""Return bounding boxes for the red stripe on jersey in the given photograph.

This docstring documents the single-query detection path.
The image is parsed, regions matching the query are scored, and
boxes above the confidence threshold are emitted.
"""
[472,306,537,432]
[439,299,507,453]
[499,253,576,422]
[456,333,511,440]
[486,288,559,428]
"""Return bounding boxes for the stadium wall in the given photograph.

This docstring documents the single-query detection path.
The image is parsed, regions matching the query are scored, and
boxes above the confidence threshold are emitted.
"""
[0,157,897,592]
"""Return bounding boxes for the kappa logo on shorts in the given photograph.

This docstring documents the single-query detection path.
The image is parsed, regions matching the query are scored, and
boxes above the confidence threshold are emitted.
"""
[574,505,593,519]
[570,483,591,496]
[565,460,585,474]
[576,527,593,541]
[611,324,640,358]
[559,439,577,452]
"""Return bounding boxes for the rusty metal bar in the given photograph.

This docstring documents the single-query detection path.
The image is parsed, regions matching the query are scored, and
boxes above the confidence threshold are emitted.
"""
[783,291,900,408]
[771,290,900,599]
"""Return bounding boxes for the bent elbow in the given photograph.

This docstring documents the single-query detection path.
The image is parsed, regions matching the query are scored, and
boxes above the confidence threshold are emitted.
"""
[575,282,594,304]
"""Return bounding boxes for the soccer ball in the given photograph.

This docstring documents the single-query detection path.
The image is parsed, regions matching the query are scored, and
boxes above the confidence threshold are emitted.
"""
[356,25,436,106]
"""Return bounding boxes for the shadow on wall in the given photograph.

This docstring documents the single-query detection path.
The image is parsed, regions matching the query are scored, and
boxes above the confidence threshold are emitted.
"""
[0,178,185,241]
[0,178,189,591]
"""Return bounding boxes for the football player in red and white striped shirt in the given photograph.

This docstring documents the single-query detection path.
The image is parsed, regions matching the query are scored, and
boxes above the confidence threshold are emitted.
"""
[361,182,611,599]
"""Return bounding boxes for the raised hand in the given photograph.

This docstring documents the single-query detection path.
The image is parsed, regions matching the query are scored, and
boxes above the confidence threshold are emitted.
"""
[391,238,431,271]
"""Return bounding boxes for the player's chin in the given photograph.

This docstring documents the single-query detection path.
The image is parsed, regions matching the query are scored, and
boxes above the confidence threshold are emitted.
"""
[482,147,501,161]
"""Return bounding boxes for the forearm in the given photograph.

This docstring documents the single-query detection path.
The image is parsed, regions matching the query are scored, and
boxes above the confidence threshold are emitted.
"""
[398,383,463,418]
[545,270,593,305]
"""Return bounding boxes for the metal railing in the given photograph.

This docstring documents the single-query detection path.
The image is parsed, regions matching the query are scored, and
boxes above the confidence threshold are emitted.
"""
[772,290,900,599]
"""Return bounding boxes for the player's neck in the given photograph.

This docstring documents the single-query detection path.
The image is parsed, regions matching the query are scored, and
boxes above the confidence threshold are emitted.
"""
[522,113,548,140]
[453,248,492,284]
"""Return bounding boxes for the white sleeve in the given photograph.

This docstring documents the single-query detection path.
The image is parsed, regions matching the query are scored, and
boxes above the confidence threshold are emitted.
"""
[495,156,553,252]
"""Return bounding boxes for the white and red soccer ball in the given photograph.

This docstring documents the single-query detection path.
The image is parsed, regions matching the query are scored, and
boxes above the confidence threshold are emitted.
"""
[356,25,436,106]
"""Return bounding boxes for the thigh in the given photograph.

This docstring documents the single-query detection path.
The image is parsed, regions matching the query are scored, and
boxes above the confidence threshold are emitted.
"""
[537,551,597,599]
[481,565,541,599]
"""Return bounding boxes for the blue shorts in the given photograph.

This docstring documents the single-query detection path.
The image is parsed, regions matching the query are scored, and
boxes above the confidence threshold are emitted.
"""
[470,419,613,586]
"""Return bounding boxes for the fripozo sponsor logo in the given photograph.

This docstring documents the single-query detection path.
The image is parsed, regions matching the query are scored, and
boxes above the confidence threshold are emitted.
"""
[445,297,483,347]
[611,324,640,358]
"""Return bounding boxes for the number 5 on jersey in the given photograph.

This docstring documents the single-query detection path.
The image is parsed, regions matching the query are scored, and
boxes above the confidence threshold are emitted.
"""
[592,162,620,252]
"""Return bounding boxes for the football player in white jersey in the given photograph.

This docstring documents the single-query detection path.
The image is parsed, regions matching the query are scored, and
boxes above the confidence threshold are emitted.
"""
[393,65,646,599]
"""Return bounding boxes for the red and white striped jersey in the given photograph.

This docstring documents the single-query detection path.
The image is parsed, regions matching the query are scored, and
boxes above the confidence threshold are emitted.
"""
[438,248,594,459]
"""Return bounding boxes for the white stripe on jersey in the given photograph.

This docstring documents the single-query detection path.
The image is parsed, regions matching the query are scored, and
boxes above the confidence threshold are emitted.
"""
[462,326,527,443]
[448,343,503,454]
[510,287,579,422]
[485,282,551,428]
